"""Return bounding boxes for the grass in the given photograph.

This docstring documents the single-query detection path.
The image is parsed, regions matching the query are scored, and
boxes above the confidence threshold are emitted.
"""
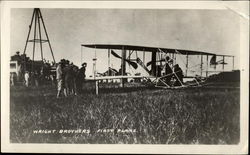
[10,83,240,144]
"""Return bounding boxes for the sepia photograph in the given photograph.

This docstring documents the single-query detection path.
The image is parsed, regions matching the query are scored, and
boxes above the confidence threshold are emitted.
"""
[1,1,249,154]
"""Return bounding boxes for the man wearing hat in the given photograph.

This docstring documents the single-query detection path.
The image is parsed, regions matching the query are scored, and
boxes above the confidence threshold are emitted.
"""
[78,62,87,93]
[164,56,173,86]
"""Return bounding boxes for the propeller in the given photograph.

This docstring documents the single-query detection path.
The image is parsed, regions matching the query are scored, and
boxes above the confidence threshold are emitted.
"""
[111,50,138,69]
[210,55,217,65]
[210,55,227,65]
[136,58,151,74]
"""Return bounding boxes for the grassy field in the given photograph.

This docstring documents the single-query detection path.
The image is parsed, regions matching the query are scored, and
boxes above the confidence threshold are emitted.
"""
[10,83,240,144]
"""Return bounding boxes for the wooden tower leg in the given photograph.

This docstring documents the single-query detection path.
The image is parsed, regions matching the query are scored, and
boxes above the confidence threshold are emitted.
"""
[38,9,56,64]
[32,9,38,73]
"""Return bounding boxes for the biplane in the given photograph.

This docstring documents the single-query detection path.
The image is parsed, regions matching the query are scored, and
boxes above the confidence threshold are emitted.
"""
[81,44,235,94]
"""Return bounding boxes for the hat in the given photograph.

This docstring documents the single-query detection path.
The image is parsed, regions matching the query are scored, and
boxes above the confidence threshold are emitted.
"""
[174,64,179,68]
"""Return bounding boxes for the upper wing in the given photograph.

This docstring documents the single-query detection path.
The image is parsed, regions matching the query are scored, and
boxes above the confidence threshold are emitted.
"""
[82,44,225,56]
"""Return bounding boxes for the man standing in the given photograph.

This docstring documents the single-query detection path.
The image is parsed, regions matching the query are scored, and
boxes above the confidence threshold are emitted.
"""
[62,60,75,96]
[72,65,79,95]
[78,62,87,93]
[56,62,67,98]
[10,73,15,86]
[24,71,30,87]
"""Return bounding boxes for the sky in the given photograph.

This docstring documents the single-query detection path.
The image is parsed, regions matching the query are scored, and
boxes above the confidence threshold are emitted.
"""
[11,8,240,77]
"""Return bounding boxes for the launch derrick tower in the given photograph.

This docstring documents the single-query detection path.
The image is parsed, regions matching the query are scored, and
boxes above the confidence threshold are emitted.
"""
[23,8,55,71]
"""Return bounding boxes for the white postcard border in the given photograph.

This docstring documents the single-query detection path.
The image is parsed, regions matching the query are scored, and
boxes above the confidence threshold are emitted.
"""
[1,1,249,154]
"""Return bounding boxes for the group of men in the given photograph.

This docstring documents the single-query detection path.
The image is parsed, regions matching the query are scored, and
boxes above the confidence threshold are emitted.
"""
[56,59,87,98]
[164,56,184,86]
[10,70,53,88]
[10,51,56,87]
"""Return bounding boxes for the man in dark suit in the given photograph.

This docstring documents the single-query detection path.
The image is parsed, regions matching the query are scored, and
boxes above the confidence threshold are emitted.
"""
[78,62,87,93]
[173,64,184,86]
[164,56,173,86]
